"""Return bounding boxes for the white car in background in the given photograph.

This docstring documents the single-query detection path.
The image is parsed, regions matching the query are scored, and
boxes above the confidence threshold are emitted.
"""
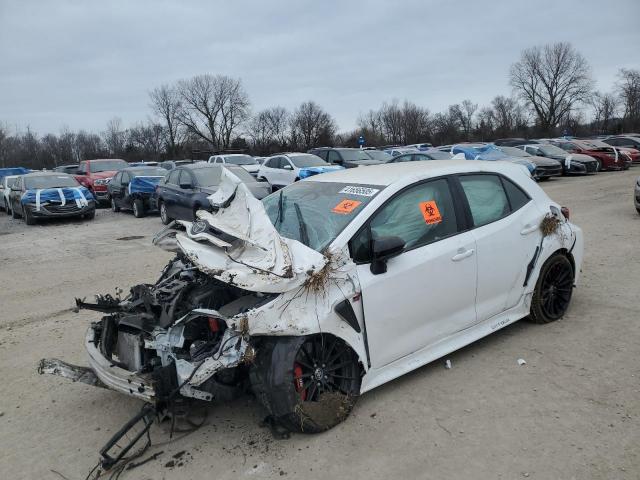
[0,175,18,213]
[207,154,261,177]
[257,152,343,188]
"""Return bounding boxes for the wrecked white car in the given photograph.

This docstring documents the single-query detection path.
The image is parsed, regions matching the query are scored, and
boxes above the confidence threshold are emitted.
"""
[41,161,583,436]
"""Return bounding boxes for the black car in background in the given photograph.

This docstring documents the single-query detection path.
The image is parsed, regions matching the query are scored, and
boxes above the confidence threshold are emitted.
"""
[108,166,168,218]
[309,147,383,167]
[156,163,271,224]
[8,172,95,225]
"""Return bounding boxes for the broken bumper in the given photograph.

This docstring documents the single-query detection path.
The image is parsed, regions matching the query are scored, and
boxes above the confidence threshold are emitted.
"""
[84,327,157,402]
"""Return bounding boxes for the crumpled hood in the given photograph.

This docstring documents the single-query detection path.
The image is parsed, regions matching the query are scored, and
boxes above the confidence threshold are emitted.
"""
[168,168,327,293]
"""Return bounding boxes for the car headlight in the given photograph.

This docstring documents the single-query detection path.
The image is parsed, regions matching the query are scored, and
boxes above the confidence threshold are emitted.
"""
[94,178,111,186]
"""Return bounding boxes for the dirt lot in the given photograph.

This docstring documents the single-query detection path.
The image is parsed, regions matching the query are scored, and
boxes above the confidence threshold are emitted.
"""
[0,170,639,480]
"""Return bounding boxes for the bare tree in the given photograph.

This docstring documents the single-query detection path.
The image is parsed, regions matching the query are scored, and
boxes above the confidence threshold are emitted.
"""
[289,101,336,150]
[489,95,528,137]
[127,122,165,160]
[510,42,593,135]
[246,106,289,154]
[149,84,183,156]
[617,68,640,132]
[103,117,126,156]
[451,100,477,140]
[589,91,618,134]
[177,74,250,150]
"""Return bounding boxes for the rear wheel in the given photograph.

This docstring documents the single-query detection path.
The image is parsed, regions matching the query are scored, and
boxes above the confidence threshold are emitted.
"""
[250,335,361,434]
[529,253,574,324]
[133,199,145,218]
[111,198,120,212]
[159,201,172,225]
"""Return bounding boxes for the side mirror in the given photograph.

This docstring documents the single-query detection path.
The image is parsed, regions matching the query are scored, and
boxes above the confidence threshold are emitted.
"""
[370,236,405,275]
[283,164,293,170]
[180,183,193,189]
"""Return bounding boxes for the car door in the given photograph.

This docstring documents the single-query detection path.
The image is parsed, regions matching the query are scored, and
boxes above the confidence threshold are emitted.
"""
[266,157,284,186]
[175,170,195,219]
[457,173,543,322]
[162,169,182,218]
[281,157,297,185]
[352,177,478,368]
[110,172,123,207]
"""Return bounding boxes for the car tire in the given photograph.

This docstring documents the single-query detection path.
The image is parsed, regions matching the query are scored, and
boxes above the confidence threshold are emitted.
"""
[528,253,574,324]
[11,203,20,219]
[159,201,172,225]
[84,209,96,220]
[23,207,36,225]
[250,335,361,434]
[133,199,145,218]
[595,159,602,172]
[111,198,120,212]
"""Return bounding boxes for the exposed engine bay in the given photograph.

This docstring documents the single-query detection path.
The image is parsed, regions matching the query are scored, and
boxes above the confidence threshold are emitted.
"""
[73,253,276,404]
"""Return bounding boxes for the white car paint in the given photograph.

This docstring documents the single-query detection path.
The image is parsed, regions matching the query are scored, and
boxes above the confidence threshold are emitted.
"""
[0,175,18,211]
[152,160,583,396]
[256,153,337,187]
[207,154,261,176]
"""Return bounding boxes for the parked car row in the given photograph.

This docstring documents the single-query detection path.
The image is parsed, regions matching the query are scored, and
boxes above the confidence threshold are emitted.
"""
[3,132,639,225]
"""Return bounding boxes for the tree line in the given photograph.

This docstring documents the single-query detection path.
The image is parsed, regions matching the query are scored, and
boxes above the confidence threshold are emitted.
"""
[1,42,639,170]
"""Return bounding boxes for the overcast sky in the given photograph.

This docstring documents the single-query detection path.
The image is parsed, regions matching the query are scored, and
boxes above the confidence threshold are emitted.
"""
[1,0,638,135]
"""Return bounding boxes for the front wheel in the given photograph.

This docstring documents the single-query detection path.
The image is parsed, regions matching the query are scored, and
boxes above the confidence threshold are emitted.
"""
[133,199,145,218]
[528,253,574,324]
[595,159,602,172]
[23,207,36,225]
[250,335,361,434]
[84,209,96,220]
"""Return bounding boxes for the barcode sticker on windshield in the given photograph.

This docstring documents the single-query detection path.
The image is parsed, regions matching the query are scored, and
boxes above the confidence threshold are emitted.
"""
[339,186,380,197]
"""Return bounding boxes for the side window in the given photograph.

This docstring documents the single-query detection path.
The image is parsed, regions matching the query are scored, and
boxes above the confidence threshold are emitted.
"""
[459,175,510,227]
[501,177,530,211]
[112,172,121,184]
[178,170,193,187]
[327,150,341,164]
[121,172,130,184]
[393,155,410,163]
[314,150,328,161]
[412,154,429,162]
[272,157,284,169]
[167,170,180,185]
[351,179,459,263]
[77,162,87,174]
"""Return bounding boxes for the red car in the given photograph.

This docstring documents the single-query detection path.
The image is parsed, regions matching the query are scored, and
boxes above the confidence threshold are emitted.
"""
[75,159,128,204]
[584,138,640,164]
[552,139,630,171]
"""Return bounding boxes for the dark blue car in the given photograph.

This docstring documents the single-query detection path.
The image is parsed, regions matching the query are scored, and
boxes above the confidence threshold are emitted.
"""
[108,166,168,218]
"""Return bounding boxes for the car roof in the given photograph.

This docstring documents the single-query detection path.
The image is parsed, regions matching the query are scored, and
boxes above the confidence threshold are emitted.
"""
[84,158,126,162]
[307,160,527,186]
[23,171,73,177]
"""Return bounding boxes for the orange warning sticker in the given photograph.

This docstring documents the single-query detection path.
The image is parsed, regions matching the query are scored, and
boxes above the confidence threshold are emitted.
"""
[332,199,362,214]
[419,200,442,224]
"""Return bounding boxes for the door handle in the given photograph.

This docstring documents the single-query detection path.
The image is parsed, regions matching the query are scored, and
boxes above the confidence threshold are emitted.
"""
[520,224,538,235]
[451,249,474,261]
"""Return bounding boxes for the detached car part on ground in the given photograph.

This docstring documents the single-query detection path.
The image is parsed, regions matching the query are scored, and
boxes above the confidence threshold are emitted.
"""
[8,172,95,224]
[41,161,583,438]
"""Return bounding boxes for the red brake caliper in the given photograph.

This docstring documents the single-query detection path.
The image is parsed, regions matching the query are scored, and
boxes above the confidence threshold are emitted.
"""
[293,362,307,401]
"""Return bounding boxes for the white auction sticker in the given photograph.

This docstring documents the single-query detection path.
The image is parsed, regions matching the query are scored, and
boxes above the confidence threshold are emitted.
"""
[339,186,380,197]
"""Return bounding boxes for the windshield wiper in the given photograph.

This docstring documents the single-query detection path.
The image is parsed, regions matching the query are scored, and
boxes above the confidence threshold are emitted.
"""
[293,203,310,247]
[274,190,284,225]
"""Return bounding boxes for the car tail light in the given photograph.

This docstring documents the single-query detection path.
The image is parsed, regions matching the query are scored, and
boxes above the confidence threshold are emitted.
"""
[561,206,570,220]
[208,317,221,332]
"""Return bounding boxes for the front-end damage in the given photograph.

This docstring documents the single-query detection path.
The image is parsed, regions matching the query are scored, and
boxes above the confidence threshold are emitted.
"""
[40,168,365,412]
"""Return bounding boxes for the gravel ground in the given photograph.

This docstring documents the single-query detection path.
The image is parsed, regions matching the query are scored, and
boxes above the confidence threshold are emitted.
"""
[0,170,638,480]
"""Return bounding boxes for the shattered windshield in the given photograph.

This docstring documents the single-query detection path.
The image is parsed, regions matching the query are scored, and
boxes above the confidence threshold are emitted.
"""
[263,181,384,252]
